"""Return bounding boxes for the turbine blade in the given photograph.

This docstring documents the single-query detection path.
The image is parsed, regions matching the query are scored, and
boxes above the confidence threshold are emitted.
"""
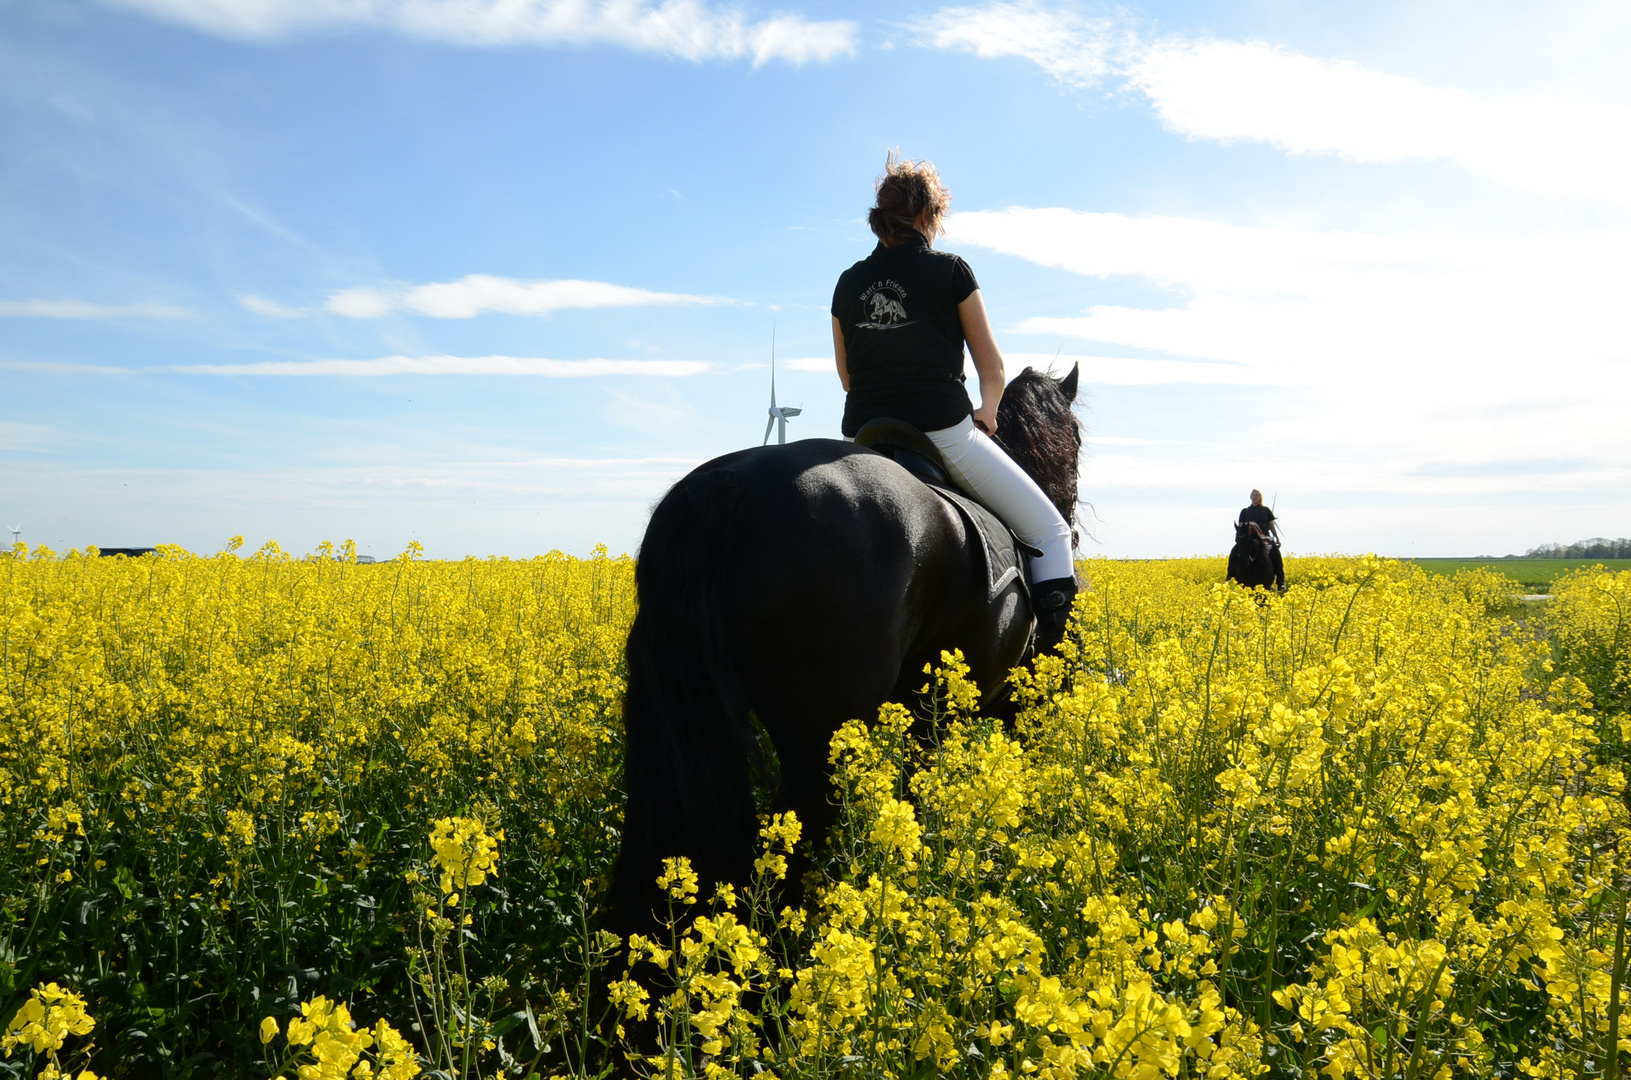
[763,415,775,445]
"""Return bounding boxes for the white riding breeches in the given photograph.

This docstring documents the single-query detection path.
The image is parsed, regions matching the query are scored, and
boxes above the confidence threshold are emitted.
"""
[926,416,1076,583]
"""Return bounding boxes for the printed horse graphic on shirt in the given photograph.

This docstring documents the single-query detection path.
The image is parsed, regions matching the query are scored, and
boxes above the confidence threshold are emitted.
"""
[868,294,908,324]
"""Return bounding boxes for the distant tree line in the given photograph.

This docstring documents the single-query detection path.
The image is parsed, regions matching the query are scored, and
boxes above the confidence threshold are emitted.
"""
[1521,537,1631,559]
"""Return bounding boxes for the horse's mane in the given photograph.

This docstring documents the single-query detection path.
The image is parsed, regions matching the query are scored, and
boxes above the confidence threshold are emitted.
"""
[995,367,1081,524]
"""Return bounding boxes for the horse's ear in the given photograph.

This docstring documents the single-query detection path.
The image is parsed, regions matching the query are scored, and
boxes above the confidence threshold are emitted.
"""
[1059,363,1079,402]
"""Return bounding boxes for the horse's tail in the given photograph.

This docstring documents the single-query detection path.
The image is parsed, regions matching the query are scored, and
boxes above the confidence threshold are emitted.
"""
[612,466,760,934]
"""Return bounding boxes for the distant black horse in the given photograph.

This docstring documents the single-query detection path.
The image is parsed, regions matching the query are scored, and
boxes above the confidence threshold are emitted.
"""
[612,366,1082,934]
[1226,520,1278,590]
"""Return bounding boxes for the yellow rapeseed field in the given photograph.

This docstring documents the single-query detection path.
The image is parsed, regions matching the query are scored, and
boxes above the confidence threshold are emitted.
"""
[2,544,1627,1080]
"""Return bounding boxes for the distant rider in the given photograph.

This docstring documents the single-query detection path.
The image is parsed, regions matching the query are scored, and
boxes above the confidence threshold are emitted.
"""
[831,154,1077,649]
[1238,489,1286,591]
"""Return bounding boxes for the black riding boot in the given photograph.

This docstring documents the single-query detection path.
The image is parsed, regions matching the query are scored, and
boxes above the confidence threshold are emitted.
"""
[1030,576,1079,655]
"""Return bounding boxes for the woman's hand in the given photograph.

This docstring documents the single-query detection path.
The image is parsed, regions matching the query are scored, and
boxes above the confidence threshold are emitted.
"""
[972,404,998,436]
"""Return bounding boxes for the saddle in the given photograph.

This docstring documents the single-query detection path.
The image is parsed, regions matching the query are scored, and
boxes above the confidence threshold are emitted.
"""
[854,418,1036,603]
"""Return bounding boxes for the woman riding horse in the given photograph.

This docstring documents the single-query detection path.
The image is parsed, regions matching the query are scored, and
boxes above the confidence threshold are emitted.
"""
[833,153,1078,643]
[611,157,1083,937]
[1233,492,1285,593]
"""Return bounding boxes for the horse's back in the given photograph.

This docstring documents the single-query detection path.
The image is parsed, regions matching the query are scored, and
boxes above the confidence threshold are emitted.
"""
[682,439,941,541]
[651,440,1016,717]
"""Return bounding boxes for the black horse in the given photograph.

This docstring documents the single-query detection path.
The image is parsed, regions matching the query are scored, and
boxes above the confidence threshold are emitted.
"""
[1226,520,1279,590]
[611,366,1082,934]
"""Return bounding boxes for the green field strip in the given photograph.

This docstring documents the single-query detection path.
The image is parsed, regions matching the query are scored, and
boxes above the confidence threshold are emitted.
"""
[1404,557,1631,592]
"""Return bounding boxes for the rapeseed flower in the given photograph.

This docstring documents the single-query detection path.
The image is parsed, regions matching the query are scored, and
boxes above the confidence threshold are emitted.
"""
[5,548,1629,1077]
[2,983,94,1056]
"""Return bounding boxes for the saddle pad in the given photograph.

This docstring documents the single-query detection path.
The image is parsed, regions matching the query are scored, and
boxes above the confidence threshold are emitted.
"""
[930,486,1028,603]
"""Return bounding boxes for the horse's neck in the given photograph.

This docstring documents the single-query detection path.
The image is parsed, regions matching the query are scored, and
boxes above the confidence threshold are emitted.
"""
[997,400,1079,521]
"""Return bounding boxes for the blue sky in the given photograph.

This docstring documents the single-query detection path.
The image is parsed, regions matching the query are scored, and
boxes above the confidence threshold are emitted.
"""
[3,0,1628,559]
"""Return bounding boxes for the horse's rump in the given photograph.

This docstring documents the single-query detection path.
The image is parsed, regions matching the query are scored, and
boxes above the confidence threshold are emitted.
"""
[612,441,1025,933]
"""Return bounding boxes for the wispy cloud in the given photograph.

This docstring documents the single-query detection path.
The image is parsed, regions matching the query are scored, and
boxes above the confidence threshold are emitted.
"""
[781,356,838,373]
[782,350,1253,385]
[907,2,1118,88]
[0,361,135,375]
[1079,450,1631,498]
[1084,435,1163,446]
[0,299,190,319]
[170,355,711,376]
[1127,37,1631,205]
[0,422,53,450]
[102,0,857,64]
[237,294,309,318]
[952,208,1628,381]
[1003,352,1264,386]
[325,275,727,319]
[915,4,1631,204]
[949,206,1631,484]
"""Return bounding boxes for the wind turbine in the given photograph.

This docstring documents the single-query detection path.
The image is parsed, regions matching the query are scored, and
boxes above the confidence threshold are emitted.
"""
[6,524,18,545]
[762,329,801,445]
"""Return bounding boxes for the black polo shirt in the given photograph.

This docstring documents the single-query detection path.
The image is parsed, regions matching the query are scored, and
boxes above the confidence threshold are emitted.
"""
[1239,504,1276,528]
[832,234,980,437]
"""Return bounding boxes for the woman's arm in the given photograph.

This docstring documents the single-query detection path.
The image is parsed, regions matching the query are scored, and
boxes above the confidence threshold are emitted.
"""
[832,315,850,393]
[959,290,1004,434]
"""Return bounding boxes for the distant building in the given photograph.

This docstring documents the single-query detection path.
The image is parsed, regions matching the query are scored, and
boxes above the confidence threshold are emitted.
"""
[99,547,157,557]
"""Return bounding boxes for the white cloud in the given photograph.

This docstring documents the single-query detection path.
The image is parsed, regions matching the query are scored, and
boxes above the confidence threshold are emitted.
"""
[1083,449,1630,498]
[1312,0,1631,103]
[785,351,1254,384]
[0,299,190,319]
[237,294,309,318]
[102,0,857,64]
[1004,352,1264,385]
[169,355,711,376]
[908,2,1117,88]
[914,5,1631,205]
[913,7,1631,539]
[951,208,1627,386]
[326,275,726,319]
[1127,37,1631,205]
[0,361,137,375]
[0,422,52,450]
[948,206,1631,521]
[782,356,837,373]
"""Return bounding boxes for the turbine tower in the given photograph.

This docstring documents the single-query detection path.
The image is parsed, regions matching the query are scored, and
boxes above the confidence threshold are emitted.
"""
[762,329,801,445]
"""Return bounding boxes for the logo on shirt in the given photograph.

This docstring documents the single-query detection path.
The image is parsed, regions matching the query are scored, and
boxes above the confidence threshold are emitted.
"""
[856,280,916,331]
